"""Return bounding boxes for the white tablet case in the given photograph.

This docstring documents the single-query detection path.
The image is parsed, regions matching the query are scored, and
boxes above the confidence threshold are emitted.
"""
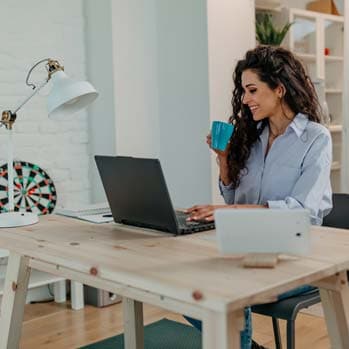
[214,208,311,255]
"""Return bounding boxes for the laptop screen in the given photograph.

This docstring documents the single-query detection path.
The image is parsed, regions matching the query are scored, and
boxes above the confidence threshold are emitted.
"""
[95,156,179,233]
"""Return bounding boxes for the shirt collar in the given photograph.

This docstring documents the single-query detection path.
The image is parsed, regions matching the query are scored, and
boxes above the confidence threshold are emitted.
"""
[258,112,309,138]
[288,113,309,138]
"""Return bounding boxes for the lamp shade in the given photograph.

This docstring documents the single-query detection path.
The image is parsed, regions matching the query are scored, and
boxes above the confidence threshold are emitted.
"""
[47,71,98,119]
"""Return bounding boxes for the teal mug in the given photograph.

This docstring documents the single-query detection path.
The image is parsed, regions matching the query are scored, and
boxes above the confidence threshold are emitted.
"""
[211,121,234,151]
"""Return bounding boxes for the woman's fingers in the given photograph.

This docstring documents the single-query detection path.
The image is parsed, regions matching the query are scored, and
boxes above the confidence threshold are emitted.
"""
[206,135,212,148]
[187,206,214,221]
[186,204,231,221]
[190,205,233,221]
[203,214,214,222]
[185,205,208,213]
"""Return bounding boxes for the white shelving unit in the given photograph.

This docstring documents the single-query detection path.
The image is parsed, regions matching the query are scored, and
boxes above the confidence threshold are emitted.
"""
[0,248,9,259]
[0,266,64,296]
[255,2,347,192]
[0,249,65,299]
[255,0,282,13]
[287,7,345,192]
[0,249,67,309]
[0,247,84,309]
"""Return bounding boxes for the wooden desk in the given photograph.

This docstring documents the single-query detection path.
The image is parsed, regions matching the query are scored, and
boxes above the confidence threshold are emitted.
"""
[0,215,349,348]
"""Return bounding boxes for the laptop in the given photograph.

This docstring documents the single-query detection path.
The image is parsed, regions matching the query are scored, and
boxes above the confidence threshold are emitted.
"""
[95,156,215,235]
[214,208,311,255]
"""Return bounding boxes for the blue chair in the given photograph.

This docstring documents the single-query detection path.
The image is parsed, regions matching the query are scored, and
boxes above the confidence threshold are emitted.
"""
[252,193,349,349]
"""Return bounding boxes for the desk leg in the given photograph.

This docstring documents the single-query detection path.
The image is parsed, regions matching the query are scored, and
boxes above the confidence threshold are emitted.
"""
[0,252,30,349]
[122,297,144,349]
[71,281,84,310]
[53,280,66,303]
[318,272,349,349]
[202,309,245,349]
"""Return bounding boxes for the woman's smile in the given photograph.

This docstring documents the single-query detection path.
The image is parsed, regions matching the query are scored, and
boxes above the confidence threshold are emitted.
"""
[249,105,259,113]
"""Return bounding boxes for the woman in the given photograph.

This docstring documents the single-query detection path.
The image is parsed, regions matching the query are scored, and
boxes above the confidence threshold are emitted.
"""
[185,46,332,349]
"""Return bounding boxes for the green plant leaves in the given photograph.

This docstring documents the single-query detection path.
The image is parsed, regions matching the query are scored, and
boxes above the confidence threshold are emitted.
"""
[256,14,293,46]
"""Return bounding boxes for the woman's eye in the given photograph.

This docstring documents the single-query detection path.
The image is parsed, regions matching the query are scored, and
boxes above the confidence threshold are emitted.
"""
[249,89,257,94]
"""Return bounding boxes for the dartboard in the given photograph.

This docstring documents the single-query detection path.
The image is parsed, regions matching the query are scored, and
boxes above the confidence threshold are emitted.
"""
[0,161,57,215]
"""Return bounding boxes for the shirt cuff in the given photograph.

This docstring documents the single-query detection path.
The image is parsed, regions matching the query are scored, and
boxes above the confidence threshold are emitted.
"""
[218,179,234,195]
[267,197,302,210]
[267,200,288,209]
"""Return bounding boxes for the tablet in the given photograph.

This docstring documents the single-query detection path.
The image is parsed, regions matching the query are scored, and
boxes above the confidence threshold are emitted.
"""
[214,208,311,255]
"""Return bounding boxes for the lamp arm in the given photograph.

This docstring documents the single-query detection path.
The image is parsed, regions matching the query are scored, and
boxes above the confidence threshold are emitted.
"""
[1,58,64,130]
[13,79,49,114]
[1,79,48,130]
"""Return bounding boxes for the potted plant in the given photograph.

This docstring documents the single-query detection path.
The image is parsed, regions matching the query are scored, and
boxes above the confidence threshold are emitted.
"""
[256,14,293,46]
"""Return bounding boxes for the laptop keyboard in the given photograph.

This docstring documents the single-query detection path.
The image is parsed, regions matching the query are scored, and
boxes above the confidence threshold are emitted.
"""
[175,211,215,233]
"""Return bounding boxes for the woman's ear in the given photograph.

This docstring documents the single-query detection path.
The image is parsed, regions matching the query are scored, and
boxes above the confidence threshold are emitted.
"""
[277,84,286,98]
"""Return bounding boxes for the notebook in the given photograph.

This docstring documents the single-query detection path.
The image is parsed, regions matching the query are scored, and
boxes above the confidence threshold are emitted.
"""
[214,208,311,255]
[55,202,111,218]
[94,156,215,234]
[55,202,113,224]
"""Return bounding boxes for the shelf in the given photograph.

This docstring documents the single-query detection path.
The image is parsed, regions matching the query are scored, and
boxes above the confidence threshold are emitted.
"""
[0,249,9,258]
[0,250,65,297]
[325,88,342,94]
[0,265,65,296]
[255,0,283,12]
[325,55,344,62]
[329,125,343,133]
[290,8,344,23]
[331,161,341,171]
[255,5,282,13]
[295,53,316,62]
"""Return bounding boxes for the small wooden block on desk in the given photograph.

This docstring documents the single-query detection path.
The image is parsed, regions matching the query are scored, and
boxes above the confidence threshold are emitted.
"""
[242,253,279,268]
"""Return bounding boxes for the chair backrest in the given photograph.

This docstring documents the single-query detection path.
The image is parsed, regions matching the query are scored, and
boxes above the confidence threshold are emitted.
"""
[322,193,349,229]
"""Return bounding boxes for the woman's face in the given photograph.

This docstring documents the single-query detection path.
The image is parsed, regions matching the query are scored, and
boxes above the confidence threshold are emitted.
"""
[241,69,282,121]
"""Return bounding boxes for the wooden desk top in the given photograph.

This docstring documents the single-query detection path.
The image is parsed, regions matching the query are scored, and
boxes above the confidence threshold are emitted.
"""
[0,215,348,313]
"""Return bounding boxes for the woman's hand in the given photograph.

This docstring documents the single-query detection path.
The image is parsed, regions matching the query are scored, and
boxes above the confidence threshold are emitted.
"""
[185,204,228,222]
[207,132,231,185]
[185,204,269,222]
[206,133,229,159]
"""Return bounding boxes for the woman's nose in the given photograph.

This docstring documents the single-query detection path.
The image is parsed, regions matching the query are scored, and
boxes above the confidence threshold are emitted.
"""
[242,93,249,104]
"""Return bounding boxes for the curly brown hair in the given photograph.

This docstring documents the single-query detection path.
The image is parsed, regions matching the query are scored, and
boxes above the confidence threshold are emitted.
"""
[226,45,322,188]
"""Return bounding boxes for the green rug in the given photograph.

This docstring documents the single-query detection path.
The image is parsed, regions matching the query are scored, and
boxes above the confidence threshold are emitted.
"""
[80,318,202,349]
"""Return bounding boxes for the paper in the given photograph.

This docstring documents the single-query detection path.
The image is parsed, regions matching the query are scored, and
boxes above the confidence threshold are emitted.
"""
[55,202,113,224]
[76,213,113,224]
[55,202,110,217]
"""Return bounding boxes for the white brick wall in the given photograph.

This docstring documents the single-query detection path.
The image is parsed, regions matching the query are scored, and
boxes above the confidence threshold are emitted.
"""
[0,0,91,208]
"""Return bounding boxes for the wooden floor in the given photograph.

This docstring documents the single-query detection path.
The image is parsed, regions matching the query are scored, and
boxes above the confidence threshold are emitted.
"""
[19,300,330,349]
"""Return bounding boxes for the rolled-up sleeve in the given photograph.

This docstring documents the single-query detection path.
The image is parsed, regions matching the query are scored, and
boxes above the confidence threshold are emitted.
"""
[219,179,236,204]
[268,131,332,225]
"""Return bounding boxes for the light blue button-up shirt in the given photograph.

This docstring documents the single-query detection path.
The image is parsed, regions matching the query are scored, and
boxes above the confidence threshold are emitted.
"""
[219,113,332,225]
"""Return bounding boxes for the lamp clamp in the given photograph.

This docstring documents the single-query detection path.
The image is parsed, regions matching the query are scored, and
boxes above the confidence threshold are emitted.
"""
[46,59,64,79]
[1,110,16,130]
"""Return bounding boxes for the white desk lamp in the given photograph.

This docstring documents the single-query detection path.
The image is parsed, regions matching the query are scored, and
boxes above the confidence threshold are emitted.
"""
[0,58,98,228]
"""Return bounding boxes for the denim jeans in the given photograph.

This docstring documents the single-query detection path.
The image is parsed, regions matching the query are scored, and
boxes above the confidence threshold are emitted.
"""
[184,285,316,349]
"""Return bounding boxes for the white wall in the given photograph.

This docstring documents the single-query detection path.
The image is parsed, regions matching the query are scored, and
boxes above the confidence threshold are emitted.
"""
[207,0,255,202]
[0,0,91,208]
[96,0,211,208]
[84,0,116,203]
[156,0,211,207]
[85,0,162,203]
[86,0,255,208]
[111,0,161,160]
